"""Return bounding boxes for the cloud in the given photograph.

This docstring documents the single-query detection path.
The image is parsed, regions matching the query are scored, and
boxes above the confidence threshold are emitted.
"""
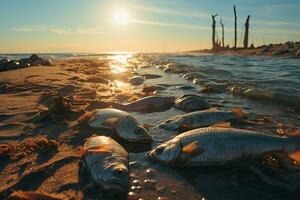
[263,4,300,13]
[13,26,103,35]
[12,25,48,32]
[130,19,209,30]
[129,4,209,19]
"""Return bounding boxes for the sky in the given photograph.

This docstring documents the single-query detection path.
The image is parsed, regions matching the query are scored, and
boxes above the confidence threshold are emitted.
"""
[0,0,300,53]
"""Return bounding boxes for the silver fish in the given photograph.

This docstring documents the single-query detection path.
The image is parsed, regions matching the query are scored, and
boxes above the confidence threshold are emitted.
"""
[129,76,144,86]
[175,94,210,112]
[110,96,175,113]
[159,108,245,130]
[81,108,152,142]
[80,136,129,194]
[148,127,300,166]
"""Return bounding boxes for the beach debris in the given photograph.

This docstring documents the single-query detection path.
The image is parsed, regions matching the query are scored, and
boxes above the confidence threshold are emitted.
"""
[129,76,145,86]
[0,60,20,72]
[142,85,166,93]
[243,88,300,107]
[77,108,152,142]
[182,72,204,81]
[0,54,51,72]
[109,96,175,113]
[85,75,108,84]
[8,190,66,200]
[0,137,58,160]
[176,85,195,90]
[148,127,300,166]
[142,74,162,79]
[80,136,129,195]
[159,108,245,130]
[174,94,210,112]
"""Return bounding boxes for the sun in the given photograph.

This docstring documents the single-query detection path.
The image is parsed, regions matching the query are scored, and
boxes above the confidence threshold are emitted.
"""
[113,9,129,26]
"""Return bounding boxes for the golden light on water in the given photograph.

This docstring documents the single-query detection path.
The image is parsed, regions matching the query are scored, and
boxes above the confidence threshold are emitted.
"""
[110,54,132,73]
[113,8,129,26]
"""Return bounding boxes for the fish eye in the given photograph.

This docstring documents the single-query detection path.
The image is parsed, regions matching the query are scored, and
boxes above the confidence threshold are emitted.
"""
[155,146,165,154]
[165,120,172,124]
[135,128,144,135]
[113,168,127,177]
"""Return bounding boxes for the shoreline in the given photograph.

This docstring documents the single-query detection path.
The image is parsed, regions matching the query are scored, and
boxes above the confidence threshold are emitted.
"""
[188,42,300,58]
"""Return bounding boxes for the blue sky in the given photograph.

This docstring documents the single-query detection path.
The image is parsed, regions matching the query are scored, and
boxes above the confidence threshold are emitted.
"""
[0,0,299,53]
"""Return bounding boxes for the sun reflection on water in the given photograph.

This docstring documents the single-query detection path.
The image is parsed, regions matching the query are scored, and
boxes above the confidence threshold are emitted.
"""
[109,54,132,73]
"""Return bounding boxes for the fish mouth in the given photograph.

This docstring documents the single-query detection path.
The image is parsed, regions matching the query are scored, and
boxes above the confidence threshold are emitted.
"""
[147,150,161,163]
[102,181,128,194]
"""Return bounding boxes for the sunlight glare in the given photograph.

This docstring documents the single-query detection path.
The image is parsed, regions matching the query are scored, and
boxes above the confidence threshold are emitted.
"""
[110,54,132,73]
[113,9,129,26]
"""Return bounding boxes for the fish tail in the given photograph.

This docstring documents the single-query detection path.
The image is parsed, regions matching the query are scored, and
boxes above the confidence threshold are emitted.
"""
[108,102,125,110]
[231,107,246,118]
[287,129,300,163]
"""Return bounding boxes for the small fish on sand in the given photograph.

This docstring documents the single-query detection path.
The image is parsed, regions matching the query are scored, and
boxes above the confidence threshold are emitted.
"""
[142,85,166,93]
[129,76,145,86]
[159,108,245,130]
[77,108,152,142]
[174,94,210,112]
[80,136,129,195]
[148,127,300,166]
[109,96,175,113]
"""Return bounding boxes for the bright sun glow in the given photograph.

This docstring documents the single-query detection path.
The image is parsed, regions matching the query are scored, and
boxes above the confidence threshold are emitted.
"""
[113,9,129,26]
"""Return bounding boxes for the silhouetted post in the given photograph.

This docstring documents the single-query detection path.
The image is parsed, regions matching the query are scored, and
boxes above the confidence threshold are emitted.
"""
[234,5,237,48]
[220,19,225,48]
[211,14,218,49]
[243,15,250,48]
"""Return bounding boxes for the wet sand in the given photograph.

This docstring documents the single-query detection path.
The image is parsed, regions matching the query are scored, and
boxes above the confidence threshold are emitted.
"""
[1,56,300,200]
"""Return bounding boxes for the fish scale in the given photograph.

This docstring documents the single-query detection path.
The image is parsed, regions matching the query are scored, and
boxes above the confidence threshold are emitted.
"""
[180,128,294,164]
[149,127,299,166]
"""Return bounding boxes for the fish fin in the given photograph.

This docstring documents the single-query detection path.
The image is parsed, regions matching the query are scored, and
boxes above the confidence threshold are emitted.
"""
[143,123,152,130]
[77,112,93,123]
[231,107,246,118]
[80,145,112,157]
[103,117,118,126]
[209,107,219,111]
[182,141,205,158]
[69,112,93,128]
[181,124,193,130]
[288,152,300,164]
[211,122,231,128]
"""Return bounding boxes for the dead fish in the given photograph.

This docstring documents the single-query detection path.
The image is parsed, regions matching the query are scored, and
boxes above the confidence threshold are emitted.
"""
[176,85,195,90]
[244,88,300,107]
[175,94,209,112]
[159,108,245,130]
[80,136,129,194]
[148,127,300,166]
[78,108,152,142]
[142,85,166,93]
[129,76,145,86]
[110,96,175,113]
[142,74,162,79]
